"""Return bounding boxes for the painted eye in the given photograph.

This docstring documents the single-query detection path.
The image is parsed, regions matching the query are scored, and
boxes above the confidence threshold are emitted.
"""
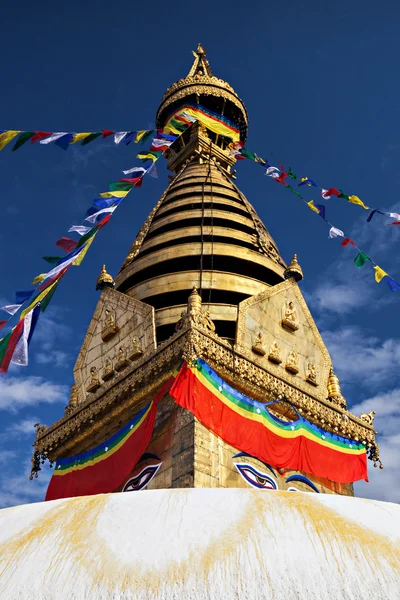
[285,475,319,493]
[235,463,277,490]
[122,464,161,492]
[287,487,300,492]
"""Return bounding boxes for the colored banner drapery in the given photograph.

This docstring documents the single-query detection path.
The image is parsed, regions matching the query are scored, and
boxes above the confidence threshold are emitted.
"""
[169,359,368,484]
[45,378,173,500]
[165,104,241,142]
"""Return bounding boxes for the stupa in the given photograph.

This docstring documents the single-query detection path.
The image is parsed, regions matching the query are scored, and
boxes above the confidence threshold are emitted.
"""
[1,45,397,600]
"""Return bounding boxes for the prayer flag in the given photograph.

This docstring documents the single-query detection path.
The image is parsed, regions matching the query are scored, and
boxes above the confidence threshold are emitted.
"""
[118,177,143,186]
[31,132,52,143]
[388,212,400,220]
[168,105,240,141]
[329,227,345,238]
[321,189,330,199]
[81,133,102,146]
[341,237,355,247]
[0,320,25,373]
[68,225,91,236]
[11,305,40,367]
[299,177,317,187]
[339,191,350,200]
[15,290,34,304]
[0,131,20,151]
[114,132,128,144]
[147,162,158,178]
[99,191,129,199]
[286,185,303,199]
[109,182,135,192]
[21,277,62,319]
[265,166,280,176]
[85,205,118,224]
[314,204,326,220]
[40,132,68,144]
[93,197,123,209]
[101,130,114,139]
[42,256,62,266]
[354,252,371,267]
[387,277,400,291]
[288,167,297,180]
[348,195,369,210]
[367,209,385,222]
[122,166,147,176]
[56,237,78,253]
[388,221,400,226]
[71,133,92,144]
[137,151,161,162]
[32,274,46,285]
[1,305,21,315]
[307,200,320,214]
[325,188,341,198]
[55,133,74,150]
[12,132,35,151]
[72,235,96,266]
[139,130,154,145]
[0,321,7,331]
[374,266,388,283]
[123,132,136,145]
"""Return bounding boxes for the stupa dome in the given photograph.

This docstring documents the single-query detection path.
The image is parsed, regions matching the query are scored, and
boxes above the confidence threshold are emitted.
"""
[0,488,399,599]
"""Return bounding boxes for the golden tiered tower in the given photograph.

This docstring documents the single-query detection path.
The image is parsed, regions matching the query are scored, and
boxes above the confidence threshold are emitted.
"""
[32,45,379,496]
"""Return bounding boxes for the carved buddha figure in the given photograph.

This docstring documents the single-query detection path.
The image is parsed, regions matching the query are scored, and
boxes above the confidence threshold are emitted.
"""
[129,336,143,361]
[306,362,318,385]
[115,346,129,371]
[252,333,266,356]
[86,366,101,393]
[102,308,119,341]
[286,351,299,374]
[282,301,299,331]
[268,341,282,364]
[102,357,114,381]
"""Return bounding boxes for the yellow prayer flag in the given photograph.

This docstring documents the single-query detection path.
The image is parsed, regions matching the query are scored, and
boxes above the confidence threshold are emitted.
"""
[72,235,96,266]
[0,130,20,151]
[21,279,59,319]
[137,152,158,162]
[31,274,46,285]
[374,266,388,283]
[135,130,147,143]
[99,191,129,199]
[348,195,369,210]
[70,132,93,144]
[307,200,320,214]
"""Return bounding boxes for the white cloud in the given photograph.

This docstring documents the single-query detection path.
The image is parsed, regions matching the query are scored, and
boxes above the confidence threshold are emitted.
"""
[322,326,400,389]
[0,450,17,465]
[353,388,400,503]
[0,456,52,508]
[36,350,69,368]
[9,416,41,435]
[0,376,67,412]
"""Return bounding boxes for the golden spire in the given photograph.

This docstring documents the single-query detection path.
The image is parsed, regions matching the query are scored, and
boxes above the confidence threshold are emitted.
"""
[284,254,303,282]
[96,264,115,291]
[327,367,346,408]
[188,43,213,78]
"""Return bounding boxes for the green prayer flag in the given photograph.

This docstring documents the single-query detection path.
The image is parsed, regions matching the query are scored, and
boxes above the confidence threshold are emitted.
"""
[240,148,256,161]
[40,281,61,312]
[77,226,99,247]
[109,182,135,192]
[12,131,35,151]
[354,251,371,267]
[339,190,350,200]
[42,256,63,266]
[287,185,303,199]
[0,330,12,365]
[288,167,297,180]
[81,132,102,146]
[140,130,155,145]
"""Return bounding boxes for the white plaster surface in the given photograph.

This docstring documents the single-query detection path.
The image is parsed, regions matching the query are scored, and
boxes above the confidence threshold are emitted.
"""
[0,488,399,599]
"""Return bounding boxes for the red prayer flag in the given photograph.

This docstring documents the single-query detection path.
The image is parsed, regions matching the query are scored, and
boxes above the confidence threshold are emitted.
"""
[31,131,52,143]
[101,130,115,138]
[0,320,7,331]
[388,221,400,225]
[118,177,143,188]
[341,237,355,247]
[55,237,78,253]
[0,319,24,373]
[326,187,341,197]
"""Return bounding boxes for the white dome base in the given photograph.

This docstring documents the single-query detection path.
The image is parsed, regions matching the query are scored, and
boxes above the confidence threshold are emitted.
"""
[0,488,399,599]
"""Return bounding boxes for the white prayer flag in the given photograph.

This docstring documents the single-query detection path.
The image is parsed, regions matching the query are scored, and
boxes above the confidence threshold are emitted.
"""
[1,304,22,315]
[85,205,118,224]
[11,309,33,366]
[40,132,68,145]
[114,132,128,144]
[329,227,345,238]
[68,225,91,236]
[122,166,147,176]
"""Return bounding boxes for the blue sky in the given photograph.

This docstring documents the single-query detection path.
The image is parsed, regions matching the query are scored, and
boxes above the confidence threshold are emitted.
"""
[0,0,399,507]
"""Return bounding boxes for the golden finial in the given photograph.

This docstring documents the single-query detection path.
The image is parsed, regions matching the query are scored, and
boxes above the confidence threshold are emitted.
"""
[188,43,213,78]
[96,264,115,291]
[327,367,346,408]
[284,254,303,282]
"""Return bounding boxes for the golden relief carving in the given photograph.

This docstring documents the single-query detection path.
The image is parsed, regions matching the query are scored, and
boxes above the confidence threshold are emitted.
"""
[86,367,100,393]
[268,341,282,364]
[252,333,266,356]
[282,301,299,331]
[102,358,114,381]
[360,410,376,426]
[306,362,318,386]
[64,385,79,416]
[101,309,119,342]
[115,346,129,372]
[285,351,299,374]
[129,336,143,361]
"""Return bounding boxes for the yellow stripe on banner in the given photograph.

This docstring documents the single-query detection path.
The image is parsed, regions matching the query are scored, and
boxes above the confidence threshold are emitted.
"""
[99,191,130,199]
[178,107,241,142]
[21,279,59,319]
[70,132,93,144]
[193,366,365,455]
[54,403,153,476]
[0,130,20,151]
[72,235,96,266]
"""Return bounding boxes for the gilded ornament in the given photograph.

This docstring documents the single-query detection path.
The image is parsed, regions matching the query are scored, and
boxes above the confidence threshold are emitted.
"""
[102,357,114,381]
[102,309,119,342]
[285,351,299,374]
[282,301,299,331]
[306,362,318,386]
[115,346,129,372]
[96,264,115,291]
[360,410,376,426]
[284,254,304,282]
[64,384,79,415]
[129,336,143,361]
[86,367,101,393]
[252,333,266,356]
[268,341,282,364]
